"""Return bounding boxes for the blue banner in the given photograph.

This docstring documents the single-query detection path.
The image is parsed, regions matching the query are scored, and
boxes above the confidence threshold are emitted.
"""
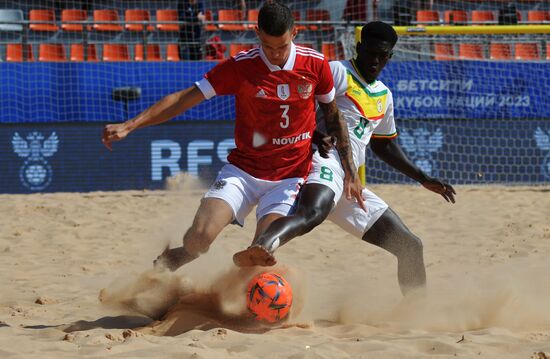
[1,120,549,193]
[380,61,550,120]
[0,61,548,123]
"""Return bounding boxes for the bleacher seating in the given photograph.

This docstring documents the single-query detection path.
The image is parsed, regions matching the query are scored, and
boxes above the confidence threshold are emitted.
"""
[305,9,332,31]
[156,9,179,32]
[124,9,153,32]
[29,9,58,32]
[134,44,162,61]
[515,43,539,60]
[229,43,254,57]
[321,42,344,60]
[218,10,245,31]
[6,43,33,61]
[444,10,467,25]
[416,10,440,25]
[434,43,454,60]
[61,9,87,32]
[489,43,512,60]
[459,43,484,59]
[39,43,66,61]
[527,11,549,23]
[102,44,129,61]
[93,10,123,32]
[166,43,180,61]
[0,3,549,62]
[203,10,218,32]
[471,10,496,24]
[70,43,98,61]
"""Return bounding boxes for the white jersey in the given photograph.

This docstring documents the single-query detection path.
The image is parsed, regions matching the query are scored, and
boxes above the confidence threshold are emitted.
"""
[317,59,397,168]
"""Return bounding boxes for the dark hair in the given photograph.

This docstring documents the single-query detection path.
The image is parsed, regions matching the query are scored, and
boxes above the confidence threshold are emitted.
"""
[360,21,398,47]
[258,1,294,36]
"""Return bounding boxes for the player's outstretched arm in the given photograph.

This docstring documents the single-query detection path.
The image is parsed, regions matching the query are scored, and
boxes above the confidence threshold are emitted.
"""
[318,101,365,211]
[370,137,456,203]
[102,85,205,150]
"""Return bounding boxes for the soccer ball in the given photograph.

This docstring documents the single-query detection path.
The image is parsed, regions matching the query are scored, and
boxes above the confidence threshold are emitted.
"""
[246,272,293,323]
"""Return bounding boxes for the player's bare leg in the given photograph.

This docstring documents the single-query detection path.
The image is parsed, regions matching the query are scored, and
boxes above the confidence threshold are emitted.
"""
[155,198,233,271]
[233,184,334,267]
[362,207,426,296]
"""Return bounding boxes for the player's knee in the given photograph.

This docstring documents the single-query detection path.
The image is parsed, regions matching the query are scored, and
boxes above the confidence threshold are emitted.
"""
[301,205,329,232]
[399,233,423,258]
[183,226,216,256]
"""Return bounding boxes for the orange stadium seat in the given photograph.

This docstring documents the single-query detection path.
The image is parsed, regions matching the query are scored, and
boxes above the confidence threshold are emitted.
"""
[471,10,495,24]
[204,10,218,31]
[444,10,467,24]
[459,43,484,59]
[61,9,88,32]
[434,43,454,60]
[166,44,181,61]
[93,10,123,32]
[292,11,307,31]
[306,9,332,31]
[527,10,549,23]
[29,9,59,32]
[38,44,66,61]
[489,43,512,60]
[547,43,550,60]
[6,44,34,61]
[296,43,314,49]
[125,9,154,32]
[247,9,259,29]
[230,43,254,56]
[134,44,162,61]
[70,44,98,61]
[102,44,129,61]
[321,42,344,60]
[416,10,439,24]
[515,43,539,60]
[218,10,245,31]
[156,9,179,32]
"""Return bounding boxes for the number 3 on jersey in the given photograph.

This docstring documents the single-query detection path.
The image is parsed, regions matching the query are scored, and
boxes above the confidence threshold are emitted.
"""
[280,105,290,128]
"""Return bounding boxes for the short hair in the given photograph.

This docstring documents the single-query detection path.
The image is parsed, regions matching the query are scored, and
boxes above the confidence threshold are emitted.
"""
[258,1,294,36]
[360,21,398,47]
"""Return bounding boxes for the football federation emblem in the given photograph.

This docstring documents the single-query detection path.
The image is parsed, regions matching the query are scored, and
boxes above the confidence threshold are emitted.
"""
[212,179,227,191]
[297,81,313,99]
[277,84,290,100]
[534,127,550,180]
[399,128,443,176]
[12,131,59,191]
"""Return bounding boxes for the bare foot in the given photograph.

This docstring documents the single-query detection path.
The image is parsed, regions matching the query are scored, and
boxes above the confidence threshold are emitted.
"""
[154,246,194,272]
[233,245,277,267]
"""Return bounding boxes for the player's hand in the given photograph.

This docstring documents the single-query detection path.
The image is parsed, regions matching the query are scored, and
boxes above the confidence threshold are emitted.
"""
[421,177,456,203]
[312,131,335,159]
[344,172,366,212]
[102,123,131,151]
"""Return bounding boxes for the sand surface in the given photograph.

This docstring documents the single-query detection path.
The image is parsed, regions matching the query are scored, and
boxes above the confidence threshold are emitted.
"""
[1,180,550,358]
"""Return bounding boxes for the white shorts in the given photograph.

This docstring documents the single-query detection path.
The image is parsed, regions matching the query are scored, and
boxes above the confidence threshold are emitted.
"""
[306,149,345,205]
[328,187,388,238]
[306,149,388,237]
[204,164,304,226]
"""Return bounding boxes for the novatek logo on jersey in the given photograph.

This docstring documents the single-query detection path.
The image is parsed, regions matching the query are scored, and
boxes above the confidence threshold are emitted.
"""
[534,127,550,180]
[399,128,443,176]
[272,132,311,146]
[12,131,59,191]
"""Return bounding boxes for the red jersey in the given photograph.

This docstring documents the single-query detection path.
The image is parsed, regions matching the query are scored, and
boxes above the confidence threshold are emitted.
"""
[195,43,335,181]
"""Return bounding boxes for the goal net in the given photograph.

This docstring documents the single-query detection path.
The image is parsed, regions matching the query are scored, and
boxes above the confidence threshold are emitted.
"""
[0,0,549,193]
